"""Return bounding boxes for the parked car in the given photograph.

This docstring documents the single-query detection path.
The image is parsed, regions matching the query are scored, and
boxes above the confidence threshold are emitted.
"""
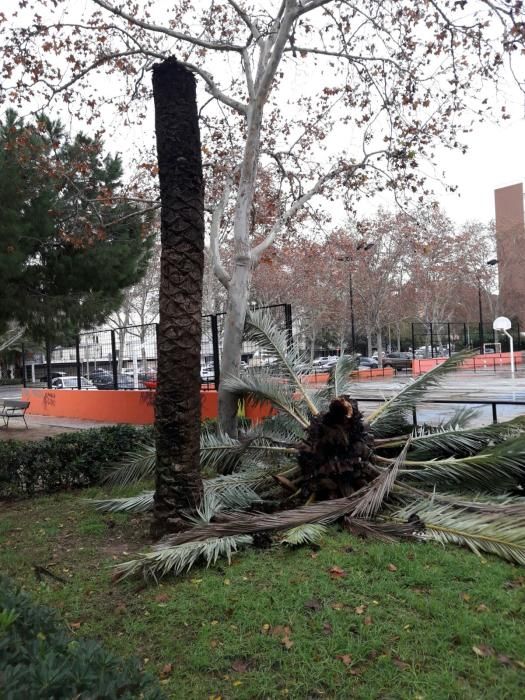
[201,364,215,382]
[39,370,67,383]
[382,352,413,370]
[358,356,379,369]
[52,376,97,390]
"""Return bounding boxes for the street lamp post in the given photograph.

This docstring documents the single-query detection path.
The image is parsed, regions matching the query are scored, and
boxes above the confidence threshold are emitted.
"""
[336,242,374,353]
[478,258,498,354]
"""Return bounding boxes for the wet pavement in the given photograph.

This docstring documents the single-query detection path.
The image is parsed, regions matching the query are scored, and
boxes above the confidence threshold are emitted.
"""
[352,369,525,426]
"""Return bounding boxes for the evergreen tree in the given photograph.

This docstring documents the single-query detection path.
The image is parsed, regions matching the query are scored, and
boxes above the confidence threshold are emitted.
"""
[0,109,154,342]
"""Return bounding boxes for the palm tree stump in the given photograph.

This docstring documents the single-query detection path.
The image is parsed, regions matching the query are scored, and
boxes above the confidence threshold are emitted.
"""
[298,397,375,499]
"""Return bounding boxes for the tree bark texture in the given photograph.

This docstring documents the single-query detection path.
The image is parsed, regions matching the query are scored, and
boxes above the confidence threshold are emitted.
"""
[151,58,204,537]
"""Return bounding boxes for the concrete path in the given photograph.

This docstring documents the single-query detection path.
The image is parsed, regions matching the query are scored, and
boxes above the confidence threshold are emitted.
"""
[0,414,116,442]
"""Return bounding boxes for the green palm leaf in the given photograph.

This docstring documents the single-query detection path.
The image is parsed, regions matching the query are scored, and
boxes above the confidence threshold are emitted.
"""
[368,348,476,437]
[92,491,155,513]
[114,535,253,581]
[280,523,327,545]
[392,500,525,565]
[396,434,525,491]
[103,443,156,486]
[244,310,320,416]
[221,372,310,429]
[404,417,525,460]
[328,354,360,397]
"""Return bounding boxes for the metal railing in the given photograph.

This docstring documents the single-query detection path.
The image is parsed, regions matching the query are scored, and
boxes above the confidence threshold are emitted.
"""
[355,396,525,426]
[22,303,293,391]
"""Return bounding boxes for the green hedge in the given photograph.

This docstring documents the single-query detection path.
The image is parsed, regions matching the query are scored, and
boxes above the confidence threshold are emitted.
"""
[0,576,163,699]
[0,425,153,498]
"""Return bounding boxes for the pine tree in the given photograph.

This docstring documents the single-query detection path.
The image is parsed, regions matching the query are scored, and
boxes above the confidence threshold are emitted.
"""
[0,109,154,343]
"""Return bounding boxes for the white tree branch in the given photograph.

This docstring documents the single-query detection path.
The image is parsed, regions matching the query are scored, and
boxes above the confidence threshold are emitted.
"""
[209,180,235,290]
[92,0,245,52]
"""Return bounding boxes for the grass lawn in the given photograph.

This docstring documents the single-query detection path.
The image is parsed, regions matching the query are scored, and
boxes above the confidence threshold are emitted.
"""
[1,487,525,700]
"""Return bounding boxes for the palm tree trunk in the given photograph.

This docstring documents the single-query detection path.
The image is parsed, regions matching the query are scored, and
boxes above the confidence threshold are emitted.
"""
[151,58,204,537]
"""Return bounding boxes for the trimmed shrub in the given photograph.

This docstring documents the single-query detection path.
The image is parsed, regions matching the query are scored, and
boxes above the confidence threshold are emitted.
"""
[0,425,153,498]
[0,576,164,699]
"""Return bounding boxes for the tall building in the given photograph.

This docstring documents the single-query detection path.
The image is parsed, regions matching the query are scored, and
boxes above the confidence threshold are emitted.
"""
[494,183,525,324]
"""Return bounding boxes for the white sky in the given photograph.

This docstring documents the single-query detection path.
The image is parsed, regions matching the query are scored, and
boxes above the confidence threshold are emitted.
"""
[5,0,525,229]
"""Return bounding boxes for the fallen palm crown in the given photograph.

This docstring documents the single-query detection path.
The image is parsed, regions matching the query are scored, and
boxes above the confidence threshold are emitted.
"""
[93,311,525,580]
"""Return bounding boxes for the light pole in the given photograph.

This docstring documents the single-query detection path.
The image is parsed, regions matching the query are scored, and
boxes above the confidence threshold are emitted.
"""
[478,258,498,354]
[336,242,374,353]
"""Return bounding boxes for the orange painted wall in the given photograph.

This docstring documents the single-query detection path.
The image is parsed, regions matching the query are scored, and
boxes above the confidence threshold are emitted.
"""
[300,368,395,385]
[412,351,522,375]
[21,388,275,425]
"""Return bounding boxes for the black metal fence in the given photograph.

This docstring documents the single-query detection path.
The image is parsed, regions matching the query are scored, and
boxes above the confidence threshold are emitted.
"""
[411,321,522,358]
[22,303,293,391]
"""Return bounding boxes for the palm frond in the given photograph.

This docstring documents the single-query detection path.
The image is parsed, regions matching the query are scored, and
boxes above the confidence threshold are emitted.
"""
[200,427,246,473]
[103,443,156,486]
[328,354,360,397]
[367,348,476,437]
[404,417,525,461]
[280,523,327,545]
[344,517,422,543]
[158,495,363,547]
[203,475,264,510]
[439,406,481,430]
[351,440,409,518]
[397,434,525,490]
[220,372,310,428]
[92,491,154,513]
[392,500,525,565]
[244,310,320,416]
[114,535,253,581]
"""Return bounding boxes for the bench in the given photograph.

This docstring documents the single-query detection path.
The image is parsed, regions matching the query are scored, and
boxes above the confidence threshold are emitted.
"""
[0,400,30,429]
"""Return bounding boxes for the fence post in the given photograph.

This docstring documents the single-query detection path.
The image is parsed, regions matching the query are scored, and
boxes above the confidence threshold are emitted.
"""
[411,324,416,359]
[21,343,27,388]
[284,303,293,350]
[75,336,82,389]
[211,314,221,390]
[45,338,52,389]
[430,323,434,358]
[110,330,119,390]
[492,403,498,424]
[447,323,451,357]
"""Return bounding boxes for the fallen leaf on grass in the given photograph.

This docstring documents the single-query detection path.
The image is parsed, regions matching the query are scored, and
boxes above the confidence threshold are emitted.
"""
[503,577,524,590]
[331,602,345,610]
[282,635,294,650]
[363,616,373,626]
[472,645,495,658]
[392,656,410,671]
[155,593,170,603]
[159,663,173,679]
[497,654,513,666]
[231,659,250,673]
[476,604,489,613]
[387,563,397,572]
[329,566,346,578]
[304,598,323,612]
[461,593,471,602]
[336,654,352,666]
[354,605,366,615]
[69,621,81,630]
[322,622,333,636]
